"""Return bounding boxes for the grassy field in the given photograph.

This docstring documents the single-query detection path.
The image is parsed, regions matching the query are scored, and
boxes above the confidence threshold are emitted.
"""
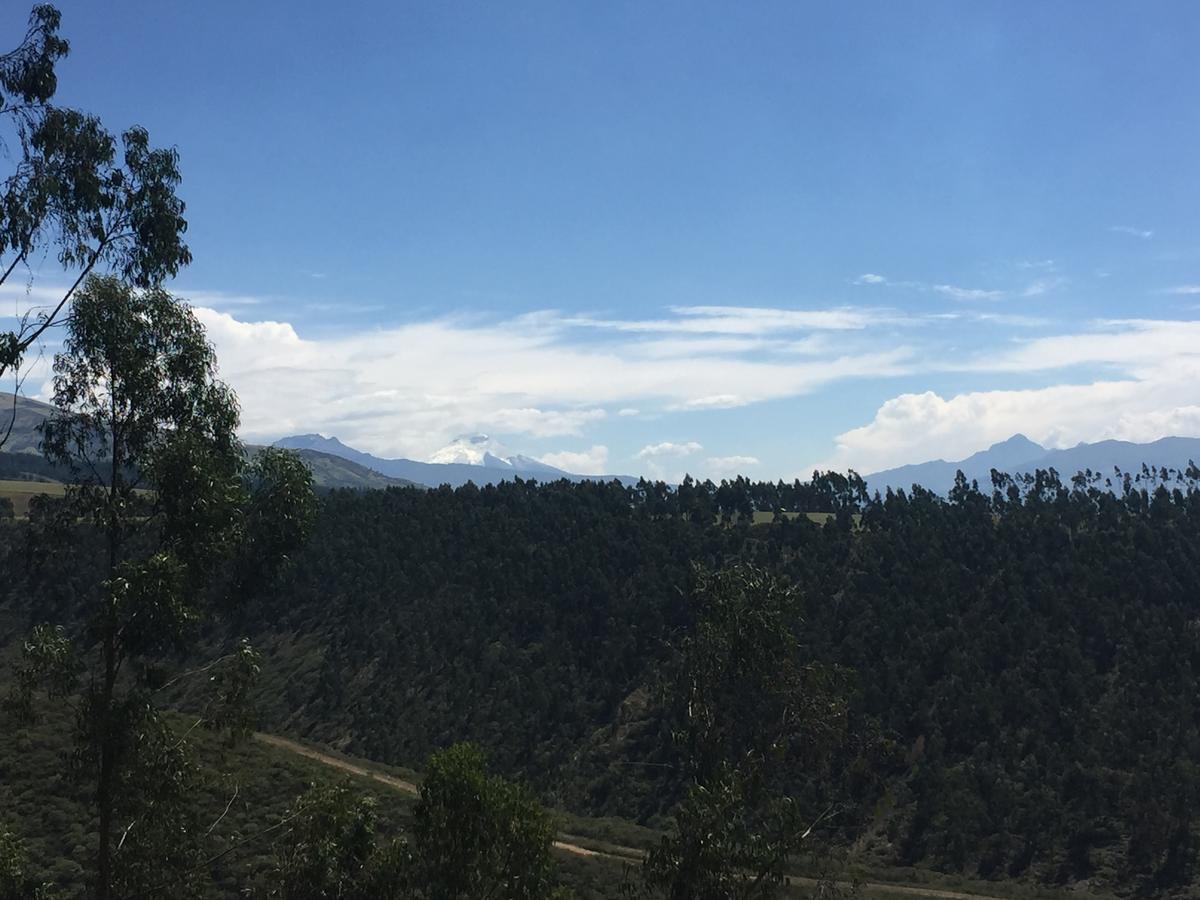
[0,478,66,517]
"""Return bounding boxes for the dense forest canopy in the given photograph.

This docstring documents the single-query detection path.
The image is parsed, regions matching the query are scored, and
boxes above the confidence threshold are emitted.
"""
[7,467,1200,895]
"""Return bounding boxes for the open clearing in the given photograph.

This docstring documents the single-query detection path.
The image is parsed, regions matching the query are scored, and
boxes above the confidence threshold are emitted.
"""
[0,479,65,517]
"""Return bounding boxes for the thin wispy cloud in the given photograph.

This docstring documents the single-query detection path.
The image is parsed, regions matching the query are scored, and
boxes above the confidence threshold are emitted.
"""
[933,284,1004,301]
[1022,277,1066,297]
[562,305,885,334]
[1164,285,1200,295]
[854,273,1007,301]
[1110,225,1154,239]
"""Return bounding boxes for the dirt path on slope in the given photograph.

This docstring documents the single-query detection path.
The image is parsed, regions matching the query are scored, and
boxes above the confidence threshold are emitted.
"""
[253,732,616,859]
[252,732,1014,899]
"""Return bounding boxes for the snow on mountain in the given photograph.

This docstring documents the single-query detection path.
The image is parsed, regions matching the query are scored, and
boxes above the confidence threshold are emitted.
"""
[429,434,566,474]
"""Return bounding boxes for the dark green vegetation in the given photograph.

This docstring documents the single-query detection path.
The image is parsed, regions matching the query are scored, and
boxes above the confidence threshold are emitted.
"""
[259,447,421,492]
[104,469,1200,897]
[0,688,607,899]
[10,466,1200,895]
[0,394,417,498]
[5,276,319,899]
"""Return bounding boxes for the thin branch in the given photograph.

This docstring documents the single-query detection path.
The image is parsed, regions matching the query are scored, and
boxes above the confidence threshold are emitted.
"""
[799,803,837,841]
[0,251,25,290]
[203,783,239,838]
[116,819,136,851]
[11,239,106,361]
[123,807,303,900]
[154,651,238,695]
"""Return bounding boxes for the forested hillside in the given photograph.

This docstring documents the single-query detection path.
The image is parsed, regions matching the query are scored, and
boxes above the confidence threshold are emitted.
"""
[8,470,1200,894]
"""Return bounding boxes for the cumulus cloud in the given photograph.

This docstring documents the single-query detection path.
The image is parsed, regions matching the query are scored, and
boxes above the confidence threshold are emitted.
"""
[819,318,1200,473]
[704,455,760,476]
[166,304,916,459]
[635,441,703,459]
[854,273,887,285]
[539,445,609,474]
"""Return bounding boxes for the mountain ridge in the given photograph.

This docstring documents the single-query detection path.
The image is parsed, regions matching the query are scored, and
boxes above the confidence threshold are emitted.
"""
[274,433,638,488]
[866,433,1200,495]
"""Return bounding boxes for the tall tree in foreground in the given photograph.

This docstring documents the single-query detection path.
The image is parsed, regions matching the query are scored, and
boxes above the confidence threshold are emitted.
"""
[632,565,852,899]
[409,742,568,900]
[0,5,191,447]
[6,275,315,899]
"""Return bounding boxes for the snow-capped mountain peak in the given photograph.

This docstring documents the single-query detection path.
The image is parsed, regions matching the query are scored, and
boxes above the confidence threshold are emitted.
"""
[429,434,509,467]
[428,434,566,474]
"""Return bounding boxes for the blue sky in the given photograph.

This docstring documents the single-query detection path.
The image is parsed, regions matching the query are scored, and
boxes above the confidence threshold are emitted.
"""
[6,1,1200,479]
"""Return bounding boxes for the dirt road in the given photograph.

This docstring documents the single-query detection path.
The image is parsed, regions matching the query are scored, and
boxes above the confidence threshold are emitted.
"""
[252,732,1012,899]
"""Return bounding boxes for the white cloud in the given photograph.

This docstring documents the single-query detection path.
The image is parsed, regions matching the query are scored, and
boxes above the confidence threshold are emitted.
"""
[971,319,1200,373]
[564,305,885,334]
[854,273,887,285]
[818,317,1200,473]
[933,284,1004,301]
[1110,225,1154,239]
[617,408,640,417]
[179,289,265,309]
[1022,277,1066,297]
[635,441,703,459]
[164,304,915,459]
[539,445,609,475]
[704,455,760,476]
[1165,285,1200,295]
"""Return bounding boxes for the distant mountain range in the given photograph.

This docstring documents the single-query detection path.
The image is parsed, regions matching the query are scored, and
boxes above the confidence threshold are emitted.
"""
[865,433,1200,495]
[274,433,637,489]
[0,393,419,492]
[8,392,1200,495]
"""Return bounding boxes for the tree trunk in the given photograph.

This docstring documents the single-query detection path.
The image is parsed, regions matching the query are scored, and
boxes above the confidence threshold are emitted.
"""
[96,402,122,900]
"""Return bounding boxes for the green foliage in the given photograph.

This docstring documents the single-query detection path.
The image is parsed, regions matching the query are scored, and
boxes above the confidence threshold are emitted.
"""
[633,566,851,899]
[265,786,407,900]
[262,743,569,899]
[4,623,77,721]
[154,470,1200,894]
[411,742,565,900]
[0,5,191,389]
[0,824,56,899]
[8,276,315,899]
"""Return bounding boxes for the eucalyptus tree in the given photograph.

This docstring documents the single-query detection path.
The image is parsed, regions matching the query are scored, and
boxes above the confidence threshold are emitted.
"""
[7,275,316,899]
[0,5,190,447]
[266,744,570,899]
[632,565,852,900]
